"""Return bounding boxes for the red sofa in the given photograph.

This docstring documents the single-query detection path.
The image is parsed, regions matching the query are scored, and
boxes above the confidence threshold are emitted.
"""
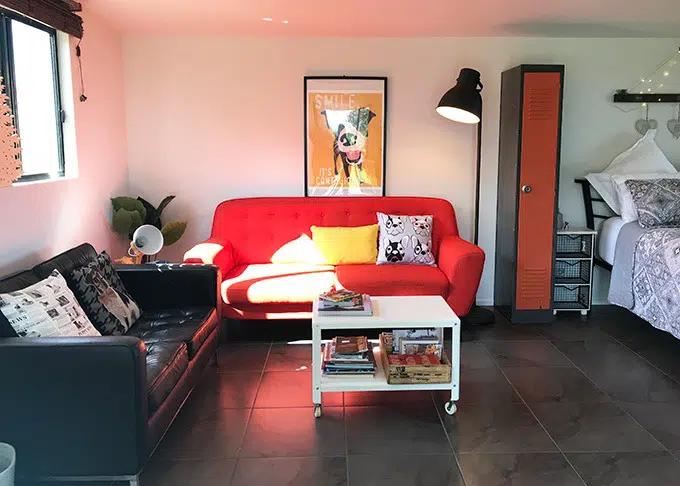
[184,197,485,319]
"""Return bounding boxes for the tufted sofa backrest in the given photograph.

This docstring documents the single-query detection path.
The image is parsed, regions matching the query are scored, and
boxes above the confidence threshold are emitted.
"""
[210,197,459,265]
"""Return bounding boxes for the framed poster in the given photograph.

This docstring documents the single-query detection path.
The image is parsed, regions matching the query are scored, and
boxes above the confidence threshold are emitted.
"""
[304,76,387,196]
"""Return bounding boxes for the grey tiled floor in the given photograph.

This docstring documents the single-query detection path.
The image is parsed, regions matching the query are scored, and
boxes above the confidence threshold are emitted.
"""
[20,306,680,485]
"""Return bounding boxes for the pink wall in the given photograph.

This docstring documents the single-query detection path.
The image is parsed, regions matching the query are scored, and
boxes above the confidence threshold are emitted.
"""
[123,37,680,304]
[0,7,128,275]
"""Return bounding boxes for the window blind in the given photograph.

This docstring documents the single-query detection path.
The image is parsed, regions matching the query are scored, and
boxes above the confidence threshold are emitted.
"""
[0,0,82,37]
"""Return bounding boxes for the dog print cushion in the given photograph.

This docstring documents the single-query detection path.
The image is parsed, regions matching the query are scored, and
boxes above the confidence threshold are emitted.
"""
[71,257,141,335]
[377,213,435,266]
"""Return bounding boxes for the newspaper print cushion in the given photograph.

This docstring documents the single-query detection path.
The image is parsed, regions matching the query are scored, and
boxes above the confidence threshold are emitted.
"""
[376,213,435,266]
[0,270,101,338]
[625,178,680,228]
[71,260,141,335]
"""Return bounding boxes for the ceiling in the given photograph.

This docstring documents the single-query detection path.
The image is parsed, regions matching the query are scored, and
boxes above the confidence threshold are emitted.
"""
[85,0,680,37]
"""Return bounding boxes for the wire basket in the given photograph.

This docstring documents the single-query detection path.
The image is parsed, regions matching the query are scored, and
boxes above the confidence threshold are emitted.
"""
[556,234,592,258]
[554,285,589,310]
[555,259,591,285]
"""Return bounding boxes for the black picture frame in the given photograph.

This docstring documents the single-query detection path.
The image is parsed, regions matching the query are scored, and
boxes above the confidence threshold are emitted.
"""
[304,76,388,197]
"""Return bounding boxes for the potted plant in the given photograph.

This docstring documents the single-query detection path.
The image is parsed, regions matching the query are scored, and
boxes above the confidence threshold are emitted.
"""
[110,195,187,249]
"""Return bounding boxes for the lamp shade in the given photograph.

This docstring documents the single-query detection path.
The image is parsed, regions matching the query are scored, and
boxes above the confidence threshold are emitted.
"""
[436,68,483,124]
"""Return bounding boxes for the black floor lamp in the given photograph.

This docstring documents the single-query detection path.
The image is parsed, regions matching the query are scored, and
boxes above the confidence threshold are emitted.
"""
[437,68,494,325]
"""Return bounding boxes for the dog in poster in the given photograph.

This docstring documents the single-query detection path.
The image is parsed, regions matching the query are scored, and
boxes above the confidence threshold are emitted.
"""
[321,108,376,193]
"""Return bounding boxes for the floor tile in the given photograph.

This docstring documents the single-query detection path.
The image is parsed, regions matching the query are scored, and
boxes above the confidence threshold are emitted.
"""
[152,408,250,460]
[553,340,638,370]
[458,341,498,369]
[344,390,434,407]
[567,451,680,486]
[182,370,261,411]
[254,372,343,408]
[484,341,573,367]
[266,344,313,372]
[217,343,271,372]
[348,454,464,486]
[467,321,547,342]
[540,321,613,342]
[504,367,610,403]
[449,368,522,405]
[140,458,236,485]
[619,402,680,449]
[345,405,452,455]
[442,402,557,453]
[619,337,680,383]
[531,402,664,452]
[593,307,665,341]
[554,340,680,402]
[230,457,347,486]
[240,407,345,458]
[457,452,583,486]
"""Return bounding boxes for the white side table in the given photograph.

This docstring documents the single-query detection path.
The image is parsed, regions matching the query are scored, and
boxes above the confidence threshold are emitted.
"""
[311,295,461,417]
[554,228,597,316]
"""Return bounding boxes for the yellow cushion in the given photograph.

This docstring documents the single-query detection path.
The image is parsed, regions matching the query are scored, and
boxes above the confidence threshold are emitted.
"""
[310,224,378,265]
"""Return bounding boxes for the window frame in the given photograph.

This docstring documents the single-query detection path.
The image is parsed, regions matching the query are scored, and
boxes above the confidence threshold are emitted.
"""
[0,7,65,183]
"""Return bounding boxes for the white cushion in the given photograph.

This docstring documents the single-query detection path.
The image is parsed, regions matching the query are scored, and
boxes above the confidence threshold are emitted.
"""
[0,270,101,338]
[585,129,675,214]
[612,172,680,223]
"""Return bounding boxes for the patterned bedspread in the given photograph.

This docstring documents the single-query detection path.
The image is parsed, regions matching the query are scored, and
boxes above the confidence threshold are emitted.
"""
[631,228,680,340]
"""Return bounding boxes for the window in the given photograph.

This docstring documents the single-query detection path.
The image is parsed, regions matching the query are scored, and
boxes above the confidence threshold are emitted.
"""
[0,9,64,182]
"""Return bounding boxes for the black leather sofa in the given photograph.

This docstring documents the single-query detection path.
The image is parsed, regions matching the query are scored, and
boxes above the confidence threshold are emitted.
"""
[0,243,221,485]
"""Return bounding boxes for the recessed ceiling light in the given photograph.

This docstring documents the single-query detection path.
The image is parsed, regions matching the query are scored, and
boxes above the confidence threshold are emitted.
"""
[664,71,670,76]
[282,20,289,24]
[262,17,273,21]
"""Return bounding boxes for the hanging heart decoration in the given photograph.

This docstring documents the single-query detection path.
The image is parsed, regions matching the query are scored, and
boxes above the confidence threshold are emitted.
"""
[668,119,680,139]
[635,118,658,136]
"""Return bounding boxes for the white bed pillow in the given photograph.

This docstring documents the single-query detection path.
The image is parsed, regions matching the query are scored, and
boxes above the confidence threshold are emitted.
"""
[585,129,676,214]
[612,172,680,223]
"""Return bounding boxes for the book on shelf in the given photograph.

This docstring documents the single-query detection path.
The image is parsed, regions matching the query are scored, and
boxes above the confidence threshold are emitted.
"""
[323,336,376,376]
[334,336,368,355]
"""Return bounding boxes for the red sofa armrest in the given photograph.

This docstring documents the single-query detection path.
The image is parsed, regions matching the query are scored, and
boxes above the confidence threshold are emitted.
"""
[184,237,235,275]
[438,236,485,317]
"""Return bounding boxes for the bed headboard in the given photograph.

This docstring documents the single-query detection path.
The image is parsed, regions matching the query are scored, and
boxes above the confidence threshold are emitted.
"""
[574,178,614,271]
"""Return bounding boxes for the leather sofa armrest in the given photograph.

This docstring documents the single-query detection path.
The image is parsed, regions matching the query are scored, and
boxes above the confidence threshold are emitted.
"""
[438,236,485,317]
[184,237,235,276]
[0,336,148,479]
[116,264,219,310]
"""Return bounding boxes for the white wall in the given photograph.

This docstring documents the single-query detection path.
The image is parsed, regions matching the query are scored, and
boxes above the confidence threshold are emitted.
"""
[123,37,680,304]
[0,8,129,275]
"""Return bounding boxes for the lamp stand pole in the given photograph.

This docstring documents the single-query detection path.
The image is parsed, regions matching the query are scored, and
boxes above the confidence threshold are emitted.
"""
[463,104,495,326]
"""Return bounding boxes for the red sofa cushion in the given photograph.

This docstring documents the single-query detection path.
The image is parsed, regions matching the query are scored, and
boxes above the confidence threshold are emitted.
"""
[335,264,449,298]
[222,264,336,305]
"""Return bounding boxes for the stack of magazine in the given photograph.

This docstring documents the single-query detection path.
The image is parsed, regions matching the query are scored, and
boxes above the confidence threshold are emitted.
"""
[317,290,373,316]
[323,336,376,376]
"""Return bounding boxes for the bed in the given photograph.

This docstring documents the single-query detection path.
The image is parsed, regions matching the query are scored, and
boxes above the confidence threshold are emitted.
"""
[576,178,680,340]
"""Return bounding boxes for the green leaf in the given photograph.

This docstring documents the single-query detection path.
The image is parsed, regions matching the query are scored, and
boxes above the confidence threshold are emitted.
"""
[161,221,187,246]
[112,208,144,236]
[137,197,158,226]
[156,195,176,219]
[111,196,147,223]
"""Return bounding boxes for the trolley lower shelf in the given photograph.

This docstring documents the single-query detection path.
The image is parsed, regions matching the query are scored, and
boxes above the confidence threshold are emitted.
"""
[311,296,461,419]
